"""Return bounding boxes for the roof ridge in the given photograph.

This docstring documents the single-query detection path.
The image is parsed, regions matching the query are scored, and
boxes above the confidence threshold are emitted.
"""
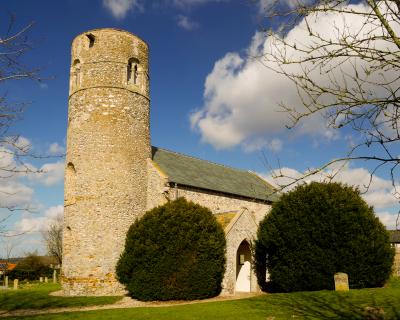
[152,146,254,175]
[247,170,278,192]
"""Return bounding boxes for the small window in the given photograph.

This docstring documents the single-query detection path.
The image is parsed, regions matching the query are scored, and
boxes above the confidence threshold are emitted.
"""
[86,34,95,48]
[72,59,81,88]
[127,58,139,85]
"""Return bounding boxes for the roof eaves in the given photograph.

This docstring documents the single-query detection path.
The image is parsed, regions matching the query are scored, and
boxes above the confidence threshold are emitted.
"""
[170,182,274,203]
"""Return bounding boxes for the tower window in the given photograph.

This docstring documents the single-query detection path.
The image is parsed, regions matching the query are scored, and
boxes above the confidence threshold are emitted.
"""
[72,59,81,88]
[86,34,95,48]
[127,58,139,85]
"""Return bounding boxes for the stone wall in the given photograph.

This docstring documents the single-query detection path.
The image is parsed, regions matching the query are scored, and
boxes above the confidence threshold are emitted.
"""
[216,210,259,295]
[63,29,150,296]
[147,161,271,221]
[393,245,400,277]
[146,161,272,295]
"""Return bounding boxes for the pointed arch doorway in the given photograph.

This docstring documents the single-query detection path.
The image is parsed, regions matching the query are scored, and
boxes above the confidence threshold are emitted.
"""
[235,240,252,292]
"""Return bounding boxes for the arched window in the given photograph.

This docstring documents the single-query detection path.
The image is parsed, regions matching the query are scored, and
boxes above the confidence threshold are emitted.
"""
[235,240,252,292]
[72,59,81,89]
[86,34,95,48]
[65,162,76,201]
[127,58,139,85]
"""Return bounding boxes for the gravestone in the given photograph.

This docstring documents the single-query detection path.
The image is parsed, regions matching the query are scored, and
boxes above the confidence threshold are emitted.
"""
[4,276,8,288]
[53,270,57,283]
[39,277,43,282]
[334,272,349,291]
[13,279,18,290]
[45,277,48,283]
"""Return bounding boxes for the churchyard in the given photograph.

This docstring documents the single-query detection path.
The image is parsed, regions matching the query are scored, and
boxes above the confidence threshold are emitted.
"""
[0,278,399,319]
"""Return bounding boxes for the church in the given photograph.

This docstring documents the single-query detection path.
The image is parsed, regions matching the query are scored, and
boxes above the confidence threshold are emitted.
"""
[62,28,277,296]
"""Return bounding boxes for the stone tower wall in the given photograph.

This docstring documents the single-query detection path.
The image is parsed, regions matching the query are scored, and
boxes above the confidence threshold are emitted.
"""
[63,29,150,296]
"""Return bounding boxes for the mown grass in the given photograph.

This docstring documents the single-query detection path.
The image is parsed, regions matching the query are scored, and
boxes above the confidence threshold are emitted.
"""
[3,278,400,319]
[0,282,121,311]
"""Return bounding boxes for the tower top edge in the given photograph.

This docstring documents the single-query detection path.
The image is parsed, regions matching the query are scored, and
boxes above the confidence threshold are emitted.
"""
[72,28,148,47]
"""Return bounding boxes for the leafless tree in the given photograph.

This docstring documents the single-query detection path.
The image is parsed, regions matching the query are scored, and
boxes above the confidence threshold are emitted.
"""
[258,0,400,195]
[0,237,18,285]
[0,15,43,235]
[41,216,62,265]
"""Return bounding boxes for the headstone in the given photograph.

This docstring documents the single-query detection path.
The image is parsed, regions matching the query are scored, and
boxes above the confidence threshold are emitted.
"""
[44,277,48,283]
[4,276,8,288]
[53,270,57,283]
[13,279,18,290]
[334,272,349,291]
[39,277,43,282]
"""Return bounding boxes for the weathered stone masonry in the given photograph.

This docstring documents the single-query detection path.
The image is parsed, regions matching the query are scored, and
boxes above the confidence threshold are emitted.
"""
[63,29,150,295]
[63,28,275,296]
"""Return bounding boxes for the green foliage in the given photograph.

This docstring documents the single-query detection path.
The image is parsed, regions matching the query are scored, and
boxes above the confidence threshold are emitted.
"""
[9,253,53,281]
[116,198,226,301]
[255,182,395,293]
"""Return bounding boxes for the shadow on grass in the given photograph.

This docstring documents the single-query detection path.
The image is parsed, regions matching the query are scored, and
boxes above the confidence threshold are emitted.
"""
[0,283,121,313]
[249,290,400,320]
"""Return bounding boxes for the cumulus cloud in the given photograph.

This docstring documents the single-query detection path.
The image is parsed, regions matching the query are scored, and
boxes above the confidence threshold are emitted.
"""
[191,3,399,150]
[28,161,64,186]
[266,164,398,211]
[103,0,143,19]
[376,211,399,230]
[0,137,64,213]
[243,137,283,153]
[177,15,199,30]
[258,0,313,13]
[15,205,63,233]
[47,142,65,156]
[0,180,34,209]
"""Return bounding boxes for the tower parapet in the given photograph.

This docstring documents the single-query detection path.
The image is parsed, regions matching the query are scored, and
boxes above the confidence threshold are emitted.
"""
[63,28,150,296]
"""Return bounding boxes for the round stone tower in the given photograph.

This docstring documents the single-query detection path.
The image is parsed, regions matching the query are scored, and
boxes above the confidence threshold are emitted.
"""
[63,29,150,296]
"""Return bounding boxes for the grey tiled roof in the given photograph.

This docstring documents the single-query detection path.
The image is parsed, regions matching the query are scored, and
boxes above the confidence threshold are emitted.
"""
[152,147,278,202]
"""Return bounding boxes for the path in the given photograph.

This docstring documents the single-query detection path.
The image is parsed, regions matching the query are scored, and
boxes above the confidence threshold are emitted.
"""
[0,292,262,318]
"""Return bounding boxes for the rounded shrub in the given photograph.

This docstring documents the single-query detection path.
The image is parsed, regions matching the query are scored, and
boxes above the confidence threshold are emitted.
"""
[116,197,226,301]
[255,182,394,292]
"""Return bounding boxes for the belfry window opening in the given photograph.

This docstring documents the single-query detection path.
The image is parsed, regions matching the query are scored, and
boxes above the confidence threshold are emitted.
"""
[127,58,139,85]
[72,59,81,88]
[87,34,95,48]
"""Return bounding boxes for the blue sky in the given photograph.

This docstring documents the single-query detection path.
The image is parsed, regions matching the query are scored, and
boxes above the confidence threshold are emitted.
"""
[1,0,399,256]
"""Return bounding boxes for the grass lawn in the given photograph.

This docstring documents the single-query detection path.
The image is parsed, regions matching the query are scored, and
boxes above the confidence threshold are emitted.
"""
[0,282,121,311]
[3,278,400,319]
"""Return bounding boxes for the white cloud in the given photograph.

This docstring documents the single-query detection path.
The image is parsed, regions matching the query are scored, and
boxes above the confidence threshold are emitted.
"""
[0,180,34,209]
[258,0,313,14]
[191,3,399,150]
[48,142,65,156]
[15,205,63,233]
[103,0,142,19]
[266,164,399,210]
[243,137,282,153]
[28,161,64,186]
[177,15,199,30]
[376,211,399,230]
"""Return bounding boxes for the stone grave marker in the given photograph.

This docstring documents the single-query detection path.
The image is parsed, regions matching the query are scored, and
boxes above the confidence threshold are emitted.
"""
[53,270,57,283]
[334,272,349,291]
[13,279,18,290]
[39,277,43,282]
[45,277,48,283]
[4,276,8,288]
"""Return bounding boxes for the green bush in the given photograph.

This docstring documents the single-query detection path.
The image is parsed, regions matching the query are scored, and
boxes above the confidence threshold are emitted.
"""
[116,198,226,301]
[255,182,395,293]
[9,253,53,281]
